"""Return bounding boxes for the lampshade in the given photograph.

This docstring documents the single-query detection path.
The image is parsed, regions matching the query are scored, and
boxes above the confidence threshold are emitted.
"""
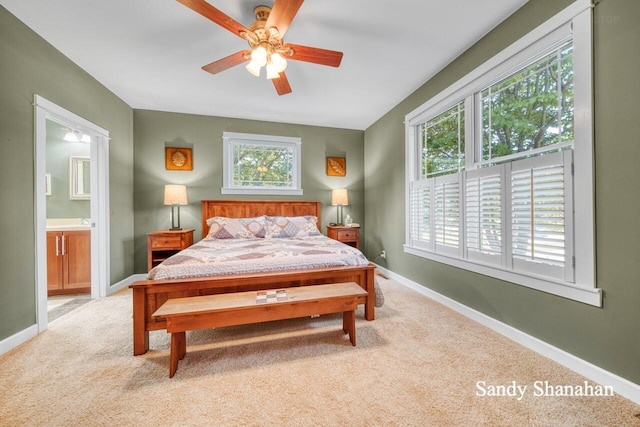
[332,189,348,206]
[245,60,262,77]
[266,63,280,80]
[164,185,187,205]
[251,46,267,66]
[270,52,287,73]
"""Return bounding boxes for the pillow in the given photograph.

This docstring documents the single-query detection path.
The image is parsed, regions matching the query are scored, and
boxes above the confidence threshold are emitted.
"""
[206,216,266,239]
[265,215,321,238]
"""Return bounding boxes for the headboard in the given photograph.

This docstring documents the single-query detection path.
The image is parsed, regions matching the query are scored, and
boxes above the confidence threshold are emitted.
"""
[201,200,323,238]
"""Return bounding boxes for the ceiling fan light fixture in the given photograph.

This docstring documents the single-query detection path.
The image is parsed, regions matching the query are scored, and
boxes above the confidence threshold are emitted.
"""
[250,46,267,67]
[266,63,280,80]
[270,52,287,73]
[246,45,268,77]
[178,0,343,94]
[245,60,262,77]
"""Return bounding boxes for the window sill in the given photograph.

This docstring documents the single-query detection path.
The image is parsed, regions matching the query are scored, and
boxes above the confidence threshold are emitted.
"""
[221,187,303,196]
[403,245,601,307]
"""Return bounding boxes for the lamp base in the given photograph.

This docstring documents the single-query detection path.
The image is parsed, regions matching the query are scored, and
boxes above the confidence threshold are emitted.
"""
[336,205,344,226]
[170,205,182,230]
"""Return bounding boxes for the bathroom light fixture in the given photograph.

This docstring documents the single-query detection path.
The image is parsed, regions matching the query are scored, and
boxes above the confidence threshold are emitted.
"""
[331,189,348,225]
[63,128,91,143]
[164,184,188,230]
[63,130,79,142]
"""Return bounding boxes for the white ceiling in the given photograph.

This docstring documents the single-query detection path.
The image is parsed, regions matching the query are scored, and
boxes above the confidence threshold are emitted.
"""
[1,0,527,130]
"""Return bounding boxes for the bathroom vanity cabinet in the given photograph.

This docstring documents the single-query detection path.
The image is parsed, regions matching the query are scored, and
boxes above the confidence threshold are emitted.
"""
[47,230,91,295]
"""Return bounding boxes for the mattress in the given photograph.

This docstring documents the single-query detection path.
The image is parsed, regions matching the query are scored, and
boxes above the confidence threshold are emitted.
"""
[148,235,369,280]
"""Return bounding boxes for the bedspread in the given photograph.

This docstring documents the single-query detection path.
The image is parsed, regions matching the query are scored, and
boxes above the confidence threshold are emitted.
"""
[148,235,369,280]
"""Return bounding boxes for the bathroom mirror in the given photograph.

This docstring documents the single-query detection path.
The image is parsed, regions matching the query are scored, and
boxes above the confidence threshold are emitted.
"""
[69,156,90,200]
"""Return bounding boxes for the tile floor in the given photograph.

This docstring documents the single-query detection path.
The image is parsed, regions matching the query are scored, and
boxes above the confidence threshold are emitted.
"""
[47,294,91,322]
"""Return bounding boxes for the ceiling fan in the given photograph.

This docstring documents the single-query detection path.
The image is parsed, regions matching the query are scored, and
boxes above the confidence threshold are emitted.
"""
[177,0,343,95]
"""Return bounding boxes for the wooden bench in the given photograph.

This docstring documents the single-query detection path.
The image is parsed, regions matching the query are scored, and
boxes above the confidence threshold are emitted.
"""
[152,282,368,377]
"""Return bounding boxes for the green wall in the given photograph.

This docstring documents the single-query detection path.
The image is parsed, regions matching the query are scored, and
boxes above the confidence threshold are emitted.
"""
[133,109,365,273]
[45,119,91,219]
[364,0,640,384]
[0,5,134,340]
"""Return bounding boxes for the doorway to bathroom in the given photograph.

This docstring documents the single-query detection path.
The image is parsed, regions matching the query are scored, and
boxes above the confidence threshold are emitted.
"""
[34,96,110,332]
[45,119,92,319]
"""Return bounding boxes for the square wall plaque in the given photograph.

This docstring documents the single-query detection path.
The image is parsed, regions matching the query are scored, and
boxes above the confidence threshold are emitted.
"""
[165,147,193,171]
[326,157,346,176]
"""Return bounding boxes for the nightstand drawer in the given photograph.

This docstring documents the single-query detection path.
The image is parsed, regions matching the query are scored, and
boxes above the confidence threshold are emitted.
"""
[336,230,358,241]
[151,235,182,249]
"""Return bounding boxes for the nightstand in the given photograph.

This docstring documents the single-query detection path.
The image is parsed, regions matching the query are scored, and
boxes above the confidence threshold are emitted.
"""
[147,229,194,271]
[326,225,360,249]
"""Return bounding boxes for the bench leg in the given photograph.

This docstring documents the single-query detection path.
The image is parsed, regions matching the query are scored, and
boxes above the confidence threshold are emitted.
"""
[343,310,356,346]
[169,332,186,378]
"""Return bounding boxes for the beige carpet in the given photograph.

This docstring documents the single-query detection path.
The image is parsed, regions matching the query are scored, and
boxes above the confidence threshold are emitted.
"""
[1,277,638,426]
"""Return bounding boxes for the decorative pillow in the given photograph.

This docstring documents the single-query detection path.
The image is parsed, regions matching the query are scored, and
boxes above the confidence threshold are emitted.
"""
[265,215,321,238]
[206,216,266,239]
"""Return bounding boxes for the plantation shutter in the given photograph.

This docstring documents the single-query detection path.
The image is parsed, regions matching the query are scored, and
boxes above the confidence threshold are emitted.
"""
[434,175,461,255]
[510,151,573,281]
[409,181,432,248]
[466,169,503,264]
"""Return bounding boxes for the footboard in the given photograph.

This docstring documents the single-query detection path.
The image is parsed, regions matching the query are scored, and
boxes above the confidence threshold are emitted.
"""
[130,263,376,355]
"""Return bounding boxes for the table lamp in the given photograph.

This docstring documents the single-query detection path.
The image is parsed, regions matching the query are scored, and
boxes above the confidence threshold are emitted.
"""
[164,184,187,230]
[331,188,348,225]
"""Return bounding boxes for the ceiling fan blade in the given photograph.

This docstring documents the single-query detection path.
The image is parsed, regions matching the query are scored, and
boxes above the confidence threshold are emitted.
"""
[177,0,250,39]
[272,72,292,96]
[266,0,304,38]
[201,51,251,74]
[283,43,343,67]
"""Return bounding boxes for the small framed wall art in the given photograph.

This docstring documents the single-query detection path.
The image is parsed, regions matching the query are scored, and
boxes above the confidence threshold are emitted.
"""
[326,156,346,176]
[165,147,193,171]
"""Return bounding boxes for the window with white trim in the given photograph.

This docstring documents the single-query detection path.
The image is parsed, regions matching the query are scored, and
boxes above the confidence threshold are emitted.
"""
[420,102,466,178]
[405,0,599,306]
[222,132,302,195]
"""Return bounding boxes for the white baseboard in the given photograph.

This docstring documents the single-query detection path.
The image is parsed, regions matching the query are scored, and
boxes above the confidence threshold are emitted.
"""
[374,264,640,405]
[107,273,146,295]
[0,324,38,357]
[1,274,145,356]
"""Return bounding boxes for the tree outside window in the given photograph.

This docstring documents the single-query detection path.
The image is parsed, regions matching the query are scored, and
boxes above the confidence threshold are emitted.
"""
[222,132,302,195]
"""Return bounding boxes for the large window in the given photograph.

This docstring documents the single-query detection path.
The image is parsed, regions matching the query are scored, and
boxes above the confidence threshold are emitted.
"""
[481,41,574,164]
[222,132,302,195]
[405,0,598,305]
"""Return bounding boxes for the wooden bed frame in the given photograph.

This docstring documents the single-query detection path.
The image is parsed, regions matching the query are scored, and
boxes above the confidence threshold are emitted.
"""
[130,200,376,356]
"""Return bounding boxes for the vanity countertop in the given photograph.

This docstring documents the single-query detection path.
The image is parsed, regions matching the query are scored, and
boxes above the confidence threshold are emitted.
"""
[46,218,91,231]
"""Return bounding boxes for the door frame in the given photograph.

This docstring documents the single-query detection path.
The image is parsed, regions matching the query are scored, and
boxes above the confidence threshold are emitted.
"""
[34,95,110,332]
